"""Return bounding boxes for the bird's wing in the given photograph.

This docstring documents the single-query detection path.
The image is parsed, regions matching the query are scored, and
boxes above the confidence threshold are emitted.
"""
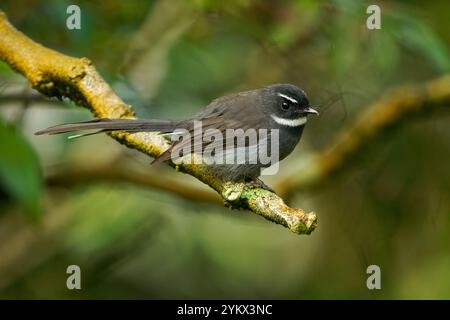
[152,104,269,165]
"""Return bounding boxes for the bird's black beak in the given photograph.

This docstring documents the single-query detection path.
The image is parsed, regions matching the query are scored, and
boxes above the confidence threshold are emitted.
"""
[304,107,319,115]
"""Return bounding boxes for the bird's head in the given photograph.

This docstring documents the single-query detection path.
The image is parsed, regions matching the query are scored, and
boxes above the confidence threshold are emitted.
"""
[263,83,318,127]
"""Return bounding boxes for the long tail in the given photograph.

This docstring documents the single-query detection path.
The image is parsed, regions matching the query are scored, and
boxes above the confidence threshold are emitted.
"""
[35,118,180,136]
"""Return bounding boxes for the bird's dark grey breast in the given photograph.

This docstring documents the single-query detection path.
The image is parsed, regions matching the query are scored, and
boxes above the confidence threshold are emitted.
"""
[277,125,305,161]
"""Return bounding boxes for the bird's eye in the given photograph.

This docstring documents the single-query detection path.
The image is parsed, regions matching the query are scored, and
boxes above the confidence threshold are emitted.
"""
[281,102,290,111]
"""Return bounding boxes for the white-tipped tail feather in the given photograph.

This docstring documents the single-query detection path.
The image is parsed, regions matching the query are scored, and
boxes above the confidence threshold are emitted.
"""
[35,118,178,136]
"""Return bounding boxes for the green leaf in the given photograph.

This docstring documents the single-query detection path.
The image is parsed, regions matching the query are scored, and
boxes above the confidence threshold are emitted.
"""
[0,60,15,75]
[395,15,450,72]
[0,121,43,220]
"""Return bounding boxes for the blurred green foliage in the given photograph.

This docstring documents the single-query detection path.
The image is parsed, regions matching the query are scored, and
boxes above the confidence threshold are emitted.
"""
[0,122,42,220]
[0,0,449,299]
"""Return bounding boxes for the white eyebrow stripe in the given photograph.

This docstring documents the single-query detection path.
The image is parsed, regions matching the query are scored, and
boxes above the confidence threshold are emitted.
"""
[270,114,307,127]
[277,93,298,103]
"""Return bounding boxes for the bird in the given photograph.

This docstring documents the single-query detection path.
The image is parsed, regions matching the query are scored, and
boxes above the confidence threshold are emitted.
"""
[35,84,318,188]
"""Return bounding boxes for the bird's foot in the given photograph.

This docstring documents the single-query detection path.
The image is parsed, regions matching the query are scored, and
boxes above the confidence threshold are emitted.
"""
[244,177,276,194]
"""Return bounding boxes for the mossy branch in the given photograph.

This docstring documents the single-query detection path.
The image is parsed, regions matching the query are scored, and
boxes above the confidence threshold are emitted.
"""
[0,11,317,235]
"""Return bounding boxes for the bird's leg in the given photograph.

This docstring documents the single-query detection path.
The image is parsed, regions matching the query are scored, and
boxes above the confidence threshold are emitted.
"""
[244,177,275,193]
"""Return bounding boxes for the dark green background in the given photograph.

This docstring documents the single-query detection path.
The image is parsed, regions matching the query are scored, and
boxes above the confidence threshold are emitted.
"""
[0,0,449,299]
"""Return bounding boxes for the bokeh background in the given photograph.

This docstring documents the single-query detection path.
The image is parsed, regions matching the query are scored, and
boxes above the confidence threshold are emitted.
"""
[0,0,449,299]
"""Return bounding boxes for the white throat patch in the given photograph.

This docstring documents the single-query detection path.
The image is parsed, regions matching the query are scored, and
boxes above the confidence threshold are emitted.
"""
[270,114,307,127]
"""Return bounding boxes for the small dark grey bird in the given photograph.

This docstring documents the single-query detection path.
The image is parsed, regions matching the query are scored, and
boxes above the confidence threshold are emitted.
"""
[36,84,318,187]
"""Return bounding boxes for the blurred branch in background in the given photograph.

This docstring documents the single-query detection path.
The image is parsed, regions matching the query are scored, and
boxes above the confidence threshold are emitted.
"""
[0,11,316,235]
[0,88,64,123]
[0,89,64,107]
[275,75,450,198]
[121,0,198,102]
[46,162,221,205]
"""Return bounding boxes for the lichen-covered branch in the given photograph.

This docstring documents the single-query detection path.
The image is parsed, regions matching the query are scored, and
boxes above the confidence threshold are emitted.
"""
[0,11,316,235]
[275,75,450,197]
